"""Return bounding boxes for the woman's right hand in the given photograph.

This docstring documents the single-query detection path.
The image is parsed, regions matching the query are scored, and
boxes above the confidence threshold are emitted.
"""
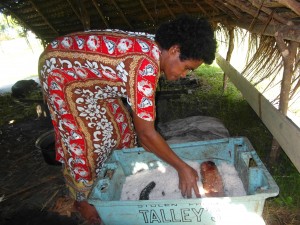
[132,113,201,199]
[177,163,201,198]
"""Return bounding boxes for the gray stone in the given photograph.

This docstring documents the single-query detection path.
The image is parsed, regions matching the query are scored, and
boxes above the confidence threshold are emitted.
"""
[157,116,230,144]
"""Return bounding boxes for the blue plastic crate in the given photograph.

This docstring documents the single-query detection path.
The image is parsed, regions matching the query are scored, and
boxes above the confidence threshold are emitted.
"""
[89,137,279,225]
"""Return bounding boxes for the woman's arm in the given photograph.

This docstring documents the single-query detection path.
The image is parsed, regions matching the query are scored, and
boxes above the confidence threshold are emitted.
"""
[132,112,201,198]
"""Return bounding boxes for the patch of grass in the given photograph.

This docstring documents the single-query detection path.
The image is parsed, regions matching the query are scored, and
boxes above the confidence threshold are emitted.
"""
[271,155,300,209]
[195,64,273,158]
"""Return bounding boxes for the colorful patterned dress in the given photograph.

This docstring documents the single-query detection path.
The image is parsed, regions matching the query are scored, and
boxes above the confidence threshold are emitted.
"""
[38,30,161,201]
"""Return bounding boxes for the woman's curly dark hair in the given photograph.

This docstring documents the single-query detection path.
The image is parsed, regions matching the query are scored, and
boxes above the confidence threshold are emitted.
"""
[155,15,216,64]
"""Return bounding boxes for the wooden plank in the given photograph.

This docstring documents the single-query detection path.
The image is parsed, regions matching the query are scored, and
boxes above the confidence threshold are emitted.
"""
[216,53,300,172]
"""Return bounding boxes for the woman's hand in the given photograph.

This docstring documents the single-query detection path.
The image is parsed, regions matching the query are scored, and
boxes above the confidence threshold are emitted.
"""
[132,113,201,199]
[177,164,201,198]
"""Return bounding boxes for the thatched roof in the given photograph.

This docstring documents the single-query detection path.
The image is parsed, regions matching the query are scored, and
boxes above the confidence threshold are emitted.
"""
[0,0,299,43]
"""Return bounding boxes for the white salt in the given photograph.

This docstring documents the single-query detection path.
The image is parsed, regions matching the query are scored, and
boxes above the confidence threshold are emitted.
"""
[218,162,247,196]
[120,160,246,201]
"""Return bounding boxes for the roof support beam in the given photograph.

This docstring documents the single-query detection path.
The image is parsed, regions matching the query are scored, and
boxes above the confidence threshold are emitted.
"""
[66,0,81,22]
[218,1,243,19]
[111,0,133,29]
[161,0,176,19]
[174,0,188,14]
[210,0,239,22]
[276,0,300,16]
[66,0,85,28]
[28,0,59,35]
[206,0,221,16]
[225,0,276,25]
[250,0,288,24]
[235,20,300,42]
[77,0,90,30]
[139,0,155,23]
[92,0,110,28]
[192,0,208,17]
[257,0,282,8]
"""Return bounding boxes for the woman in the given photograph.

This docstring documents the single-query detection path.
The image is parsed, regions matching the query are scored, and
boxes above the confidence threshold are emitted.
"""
[39,15,216,224]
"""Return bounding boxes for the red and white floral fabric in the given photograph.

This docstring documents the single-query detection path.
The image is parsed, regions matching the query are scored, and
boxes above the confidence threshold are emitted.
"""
[39,30,160,200]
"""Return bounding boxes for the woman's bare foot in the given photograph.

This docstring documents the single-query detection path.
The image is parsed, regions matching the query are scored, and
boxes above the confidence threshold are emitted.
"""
[74,200,101,224]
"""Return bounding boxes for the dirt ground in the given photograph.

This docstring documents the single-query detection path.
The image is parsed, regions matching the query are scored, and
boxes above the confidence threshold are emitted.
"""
[0,114,89,225]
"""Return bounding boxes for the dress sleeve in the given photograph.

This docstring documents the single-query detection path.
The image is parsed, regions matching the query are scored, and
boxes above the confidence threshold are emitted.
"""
[129,57,159,122]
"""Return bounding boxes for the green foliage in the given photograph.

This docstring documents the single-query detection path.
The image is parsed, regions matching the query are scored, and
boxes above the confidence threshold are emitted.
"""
[0,13,26,40]
[270,154,300,208]
[191,65,272,159]
[196,63,223,77]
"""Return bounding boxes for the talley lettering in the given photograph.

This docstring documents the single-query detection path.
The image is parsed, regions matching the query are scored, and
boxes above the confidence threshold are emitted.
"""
[139,207,204,223]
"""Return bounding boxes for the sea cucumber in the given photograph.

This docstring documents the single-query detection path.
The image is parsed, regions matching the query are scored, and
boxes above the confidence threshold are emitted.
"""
[200,161,225,197]
[139,181,156,200]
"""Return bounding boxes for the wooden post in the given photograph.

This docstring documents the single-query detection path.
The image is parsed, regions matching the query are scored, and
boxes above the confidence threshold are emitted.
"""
[269,25,299,164]
[223,27,235,92]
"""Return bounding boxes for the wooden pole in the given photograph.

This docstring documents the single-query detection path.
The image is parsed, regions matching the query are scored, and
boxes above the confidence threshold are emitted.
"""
[269,26,299,164]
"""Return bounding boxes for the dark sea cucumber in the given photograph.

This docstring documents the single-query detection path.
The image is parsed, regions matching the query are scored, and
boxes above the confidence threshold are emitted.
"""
[139,181,156,200]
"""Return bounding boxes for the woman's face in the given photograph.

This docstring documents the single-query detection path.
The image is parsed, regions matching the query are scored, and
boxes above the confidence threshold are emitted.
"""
[160,45,203,81]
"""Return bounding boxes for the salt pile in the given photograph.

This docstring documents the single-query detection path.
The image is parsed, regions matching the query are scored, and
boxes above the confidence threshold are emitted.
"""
[120,160,246,201]
[218,162,247,196]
